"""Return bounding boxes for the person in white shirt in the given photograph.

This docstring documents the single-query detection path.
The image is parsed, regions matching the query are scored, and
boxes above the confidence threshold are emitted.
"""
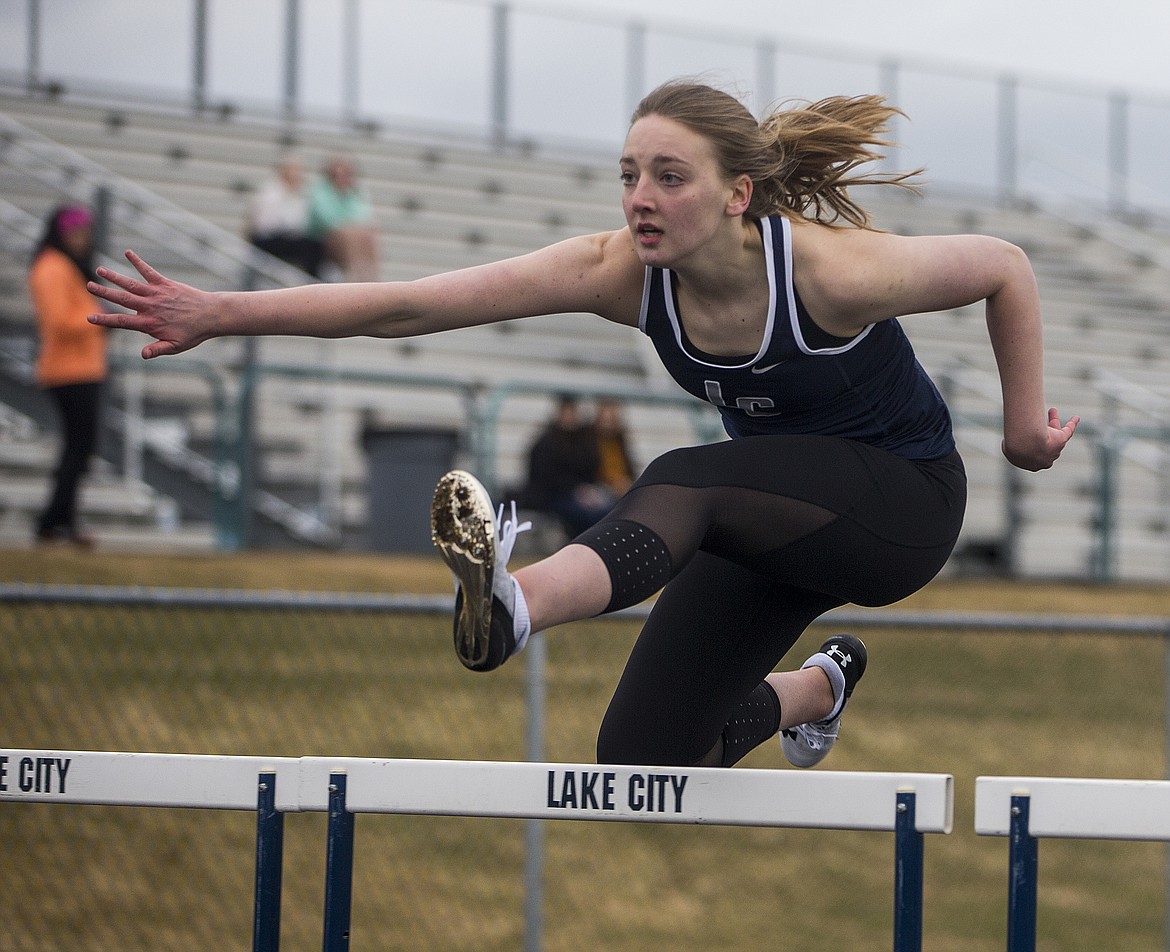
[247,154,324,278]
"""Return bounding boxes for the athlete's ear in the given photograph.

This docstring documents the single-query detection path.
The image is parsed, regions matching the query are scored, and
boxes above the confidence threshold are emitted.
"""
[726,174,752,217]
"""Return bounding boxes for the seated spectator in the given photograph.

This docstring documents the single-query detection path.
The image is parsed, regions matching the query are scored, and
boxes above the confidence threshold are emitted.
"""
[308,155,380,282]
[592,397,637,497]
[520,395,615,537]
[247,154,324,278]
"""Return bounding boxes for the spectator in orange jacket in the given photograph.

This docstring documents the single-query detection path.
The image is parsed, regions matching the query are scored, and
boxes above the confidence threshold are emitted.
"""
[29,203,107,546]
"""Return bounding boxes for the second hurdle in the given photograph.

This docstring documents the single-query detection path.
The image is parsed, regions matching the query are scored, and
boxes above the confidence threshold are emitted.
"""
[0,748,953,952]
[298,758,954,952]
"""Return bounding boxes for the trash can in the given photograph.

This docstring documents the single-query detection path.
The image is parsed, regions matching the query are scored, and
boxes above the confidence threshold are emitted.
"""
[363,426,459,553]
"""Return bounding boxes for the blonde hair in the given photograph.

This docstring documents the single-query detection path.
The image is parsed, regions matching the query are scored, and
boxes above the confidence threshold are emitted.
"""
[630,80,921,229]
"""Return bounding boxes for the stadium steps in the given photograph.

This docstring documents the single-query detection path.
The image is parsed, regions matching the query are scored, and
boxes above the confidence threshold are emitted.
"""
[0,434,213,553]
[2,92,1170,577]
[0,329,221,550]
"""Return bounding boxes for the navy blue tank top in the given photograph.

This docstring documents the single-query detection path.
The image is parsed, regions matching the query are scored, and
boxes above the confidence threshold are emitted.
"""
[638,215,955,461]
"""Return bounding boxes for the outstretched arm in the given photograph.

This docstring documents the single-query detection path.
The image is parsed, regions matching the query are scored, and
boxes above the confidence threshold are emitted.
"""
[88,232,644,359]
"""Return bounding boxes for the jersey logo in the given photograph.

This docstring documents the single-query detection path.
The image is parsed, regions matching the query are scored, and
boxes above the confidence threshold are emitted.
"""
[750,361,785,374]
[704,380,782,417]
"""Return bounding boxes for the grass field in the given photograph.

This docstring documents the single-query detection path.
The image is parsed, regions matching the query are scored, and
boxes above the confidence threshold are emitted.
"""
[2,546,1168,951]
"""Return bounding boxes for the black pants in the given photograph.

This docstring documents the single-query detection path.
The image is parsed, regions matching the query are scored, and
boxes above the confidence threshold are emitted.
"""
[586,435,966,766]
[252,233,324,279]
[37,381,103,536]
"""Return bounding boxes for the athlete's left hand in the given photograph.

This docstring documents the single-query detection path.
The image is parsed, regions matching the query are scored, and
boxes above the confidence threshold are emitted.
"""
[1002,408,1080,471]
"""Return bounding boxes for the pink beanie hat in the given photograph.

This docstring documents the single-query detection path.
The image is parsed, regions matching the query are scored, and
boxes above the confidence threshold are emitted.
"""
[55,205,93,232]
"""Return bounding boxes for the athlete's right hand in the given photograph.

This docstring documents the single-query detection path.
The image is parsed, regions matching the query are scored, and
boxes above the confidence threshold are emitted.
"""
[88,250,216,359]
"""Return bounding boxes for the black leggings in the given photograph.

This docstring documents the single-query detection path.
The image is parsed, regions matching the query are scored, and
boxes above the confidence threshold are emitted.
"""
[37,382,103,535]
[578,435,966,767]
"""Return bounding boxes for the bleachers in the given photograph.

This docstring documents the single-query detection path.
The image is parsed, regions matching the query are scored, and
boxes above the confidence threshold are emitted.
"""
[2,89,1169,577]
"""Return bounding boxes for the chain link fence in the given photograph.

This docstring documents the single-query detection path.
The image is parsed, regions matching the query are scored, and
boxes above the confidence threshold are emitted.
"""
[2,585,1169,951]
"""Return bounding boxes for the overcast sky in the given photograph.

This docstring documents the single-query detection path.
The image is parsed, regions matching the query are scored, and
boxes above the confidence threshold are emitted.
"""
[3,0,1169,204]
[535,0,1170,97]
[3,0,1168,100]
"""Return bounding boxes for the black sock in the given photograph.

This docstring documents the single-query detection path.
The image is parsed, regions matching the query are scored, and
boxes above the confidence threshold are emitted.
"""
[719,681,782,767]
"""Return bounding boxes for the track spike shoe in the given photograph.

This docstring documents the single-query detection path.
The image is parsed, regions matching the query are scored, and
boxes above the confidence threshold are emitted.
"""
[431,470,531,671]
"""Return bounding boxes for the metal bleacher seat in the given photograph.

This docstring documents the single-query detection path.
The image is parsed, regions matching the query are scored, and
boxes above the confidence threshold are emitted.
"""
[2,90,1170,575]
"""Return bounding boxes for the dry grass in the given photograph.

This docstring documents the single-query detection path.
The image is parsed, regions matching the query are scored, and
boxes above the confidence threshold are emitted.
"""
[1,546,1168,951]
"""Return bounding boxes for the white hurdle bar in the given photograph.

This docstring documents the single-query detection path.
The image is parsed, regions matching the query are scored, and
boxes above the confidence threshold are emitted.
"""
[975,775,1170,952]
[301,758,954,952]
[0,750,953,952]
[0,749,297,952]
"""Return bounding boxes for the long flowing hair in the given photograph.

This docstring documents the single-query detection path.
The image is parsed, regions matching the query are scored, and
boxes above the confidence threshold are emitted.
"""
[631,80,921,229]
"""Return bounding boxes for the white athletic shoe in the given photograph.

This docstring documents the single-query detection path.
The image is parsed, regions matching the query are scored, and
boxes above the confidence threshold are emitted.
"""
[430,470,531,671]
[780,634,868,768]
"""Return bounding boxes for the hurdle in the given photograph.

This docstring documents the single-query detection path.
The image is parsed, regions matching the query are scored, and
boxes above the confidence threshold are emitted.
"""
[299,757,953,952]
[975,775,1170,952]
[1,749,952,951]
[0,749,298,952]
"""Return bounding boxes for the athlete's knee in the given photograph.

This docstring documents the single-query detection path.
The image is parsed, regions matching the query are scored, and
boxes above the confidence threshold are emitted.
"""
[574,519,673,614]
[596,704,713,767]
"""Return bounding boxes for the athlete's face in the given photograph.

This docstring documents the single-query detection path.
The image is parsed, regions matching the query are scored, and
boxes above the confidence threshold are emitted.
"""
[620,114,749,268]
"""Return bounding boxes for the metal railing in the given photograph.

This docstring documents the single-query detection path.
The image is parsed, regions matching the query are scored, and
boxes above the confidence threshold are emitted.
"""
[0,115,341,546]
[4,0,1170,216]
[0,112,309,290]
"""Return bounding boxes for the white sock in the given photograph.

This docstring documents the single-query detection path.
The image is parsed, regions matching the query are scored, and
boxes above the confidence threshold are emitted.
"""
[511,577,532,655]
[800,653,846,721]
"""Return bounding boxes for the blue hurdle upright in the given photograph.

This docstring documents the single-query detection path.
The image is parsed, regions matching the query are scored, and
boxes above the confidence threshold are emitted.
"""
[0,749,298,952]
[976,775,1170,952]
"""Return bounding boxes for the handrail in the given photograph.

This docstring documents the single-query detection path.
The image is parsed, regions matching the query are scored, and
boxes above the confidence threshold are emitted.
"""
[0,137,348,545]
[0,193,128,274]
[0,112,311,289]
[247,361,726,496]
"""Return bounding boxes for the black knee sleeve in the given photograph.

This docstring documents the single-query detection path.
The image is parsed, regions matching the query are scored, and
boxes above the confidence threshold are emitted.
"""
[719,682,781,767]
[574,519,673,613]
